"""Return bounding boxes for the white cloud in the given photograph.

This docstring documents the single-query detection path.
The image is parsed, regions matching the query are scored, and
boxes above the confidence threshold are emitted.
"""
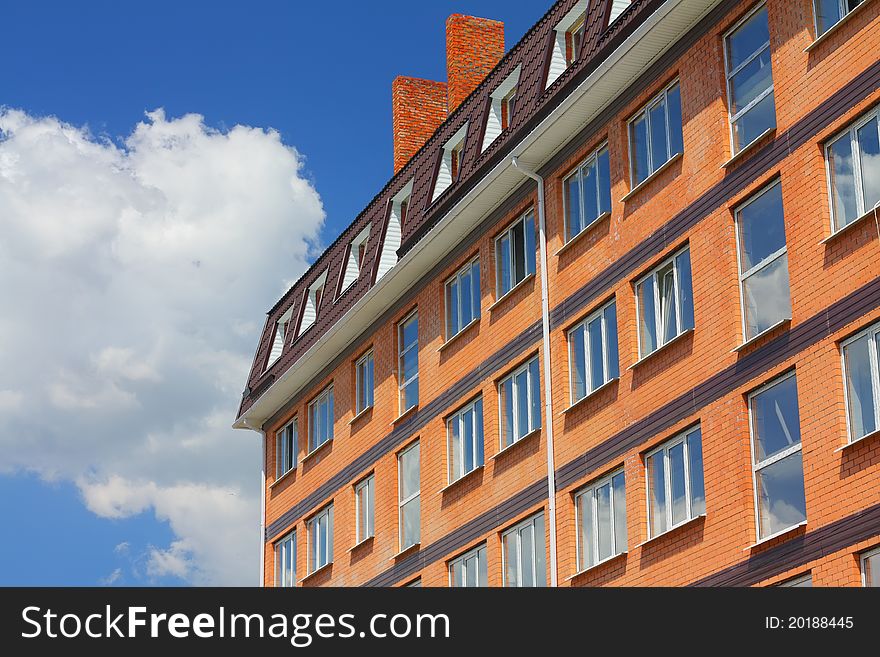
[0,108,325,585]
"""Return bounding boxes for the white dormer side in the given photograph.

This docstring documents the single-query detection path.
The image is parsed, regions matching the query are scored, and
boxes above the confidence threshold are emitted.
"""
[298,270,327,336]
[266,305,294,369]
[482,65,522,152]
[339,223,372,294]
[608,1,632,25]
[546,0,590,89]
[432,122,469,202]
[377,180,412,282]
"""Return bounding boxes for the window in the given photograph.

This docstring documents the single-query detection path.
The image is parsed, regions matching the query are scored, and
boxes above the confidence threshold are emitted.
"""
[376,180,412,281]
[339,224,371,293]
[447,397,485,483]
[566,13,586,65]
[495,213,537,298]
[575,470,627,570]
[433,123,468,201]
[724,4,775,155]
[449,544,488,587]
[564,144,612,241]
[735,181,791,341]
[502,513,546,587]
[398,311,419,414]
[298,271,328,336]
[635,246,694,359]
[405,578,421,587]
[841,321,880,443]
[308,385,334,453]
[275,419,297,479]
[748,372,807,540]
[308,505,333,574]
[501,87,517,131]
[608,1,632,26]
[483,67,521,150]
[814,0,865,37]
[826,108,880,232]
[546,0,589,88]
[266,306,293,369]
[862,547,880,587]
[354,475,374,544]
[777,573,812,587]
[274,531,296,587]
[646,426,706,539]
[628,81,684,186]
[398,442,420,551]
[355,350,374,415]
[446,259,480,338]
[568,299,619,404]
[498,356,541,449]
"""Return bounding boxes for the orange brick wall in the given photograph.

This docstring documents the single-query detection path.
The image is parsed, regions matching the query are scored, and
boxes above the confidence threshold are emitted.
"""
[262,0,880,587]
[392,77,448,174]
[446,14,505,114]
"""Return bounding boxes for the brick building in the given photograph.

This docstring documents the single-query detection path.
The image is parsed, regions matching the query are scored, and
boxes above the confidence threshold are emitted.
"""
[234,0,880,587]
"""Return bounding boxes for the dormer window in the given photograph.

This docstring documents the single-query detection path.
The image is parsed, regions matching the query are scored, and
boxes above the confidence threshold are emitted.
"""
[546,0,589,88]
[376,180,412,281]
[266,306,293,369]
[298,270,327,336]
[339,224,371,294]
[482,66,521,151]
[433,123,468,201]
[608,1,633,27]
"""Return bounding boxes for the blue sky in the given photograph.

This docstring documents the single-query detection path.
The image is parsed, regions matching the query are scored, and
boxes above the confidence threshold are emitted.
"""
[0,1,540,586]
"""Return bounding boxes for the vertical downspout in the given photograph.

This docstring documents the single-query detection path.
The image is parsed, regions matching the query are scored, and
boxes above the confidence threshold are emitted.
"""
[511,156,558,587]
[243,419,267,587]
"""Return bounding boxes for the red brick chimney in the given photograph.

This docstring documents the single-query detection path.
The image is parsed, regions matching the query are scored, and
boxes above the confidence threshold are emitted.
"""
[391,15,504,173]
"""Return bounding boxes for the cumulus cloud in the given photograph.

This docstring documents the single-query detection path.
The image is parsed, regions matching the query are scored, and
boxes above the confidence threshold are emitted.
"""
[0,108,325,584]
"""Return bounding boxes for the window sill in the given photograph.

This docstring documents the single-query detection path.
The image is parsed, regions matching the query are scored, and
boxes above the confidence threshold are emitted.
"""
[555,212,611,257]
[389,543,420,561]
[301,438,332,464]
[348,405,373,426]
[621,153,682,203]
[564,551,628,581]
[834,428,880,453]
[390,405,418,427]
[731,318,790,352]
[269,468,296,490]
[744,521,807,551]
[347,536,374,553]
[627,328,694,371]
[437,318,480,352]
[488,273,535,312]
[635,514,706,548]
[298,562,333,584]
[438,465,484,495]
[821,206,880,244]
[491,428,540,460]
[805,3,872,52]
[561,378,619,415]
[720,128,775,169]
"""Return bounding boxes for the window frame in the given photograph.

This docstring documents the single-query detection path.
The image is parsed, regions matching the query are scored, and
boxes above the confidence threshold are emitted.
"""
[497,356,541,449]
[567,298,619,405]
[501,513,546,587]
[722,2,775,156]
[861,546,880,587]
[448,543,488,588]
[354,349,374,415]
[397,441,421,552]
[494,212,536,300]
[777,573,812,587]
[574,469,627,571]
[626,79,683,187]
[447,396,485,484]
[562,142,611,242]
[307,385,334,454]
[634,245,693,359]
[445,257,481,340]
[274,530,296,588]
[275,418,297,480]
[354,474,375,545]
[812,0,865,38]
[397,310,419,415]
[307,505,333,574]
[644,425,706,540]
[840,321,880,444]
[824,107,880,233]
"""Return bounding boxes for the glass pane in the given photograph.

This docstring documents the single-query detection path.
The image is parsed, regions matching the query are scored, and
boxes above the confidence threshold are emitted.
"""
[504,532,518,587]
[612,472,626,555]
[844,335,878,441]
[465,555,477,587]
[649,99,669,172]
[857,118,880,213]
[571,326,587,402]
[727,6,769,71]
[460,269,473,328]
[524,216,537,277]
[588,316,605,392]
[463,408,474,474]
[451,562,462,588]
[515,369,529,439]
[815,0,842,36]
[501,378,514,448]
[675,250,695,332]
[404,378,419,411]
[565,173,582,239]
[755,451,807,539]
[648,452,667,537]
[529,358,541,430]
[582,160,599,227]
[578,492,594,569]
[828,132,859,230]
[512,220,526,284]
[471,262,480,319]
[447,279,459,335]
[738,183,786,271]
[667,84,684,156]
[742,253,791,339]
[597,148,612,215]
[631,115,650,185]
[475,398,484,466]
[658,264,679,344]
[596,483,612,562]
[402,316,418,348]
[327,390,334,440]
[687,429,706,517]
[497,235,511,295]
[865,552,880,587]
[604,303,619,379]
[669,442,687,526]
[478,547,487,586]
[751,375,802,462]
[366,356,374,407]
[401,343,418,381]
[534,514,546,587]
[520,524,534,587]
[402,497,420,548]
[449,417,461,481]
[729,49,772,115]
[400,444,420,499]
[327,507,334,563]
[733,92,776,154]
[637,276,658,356]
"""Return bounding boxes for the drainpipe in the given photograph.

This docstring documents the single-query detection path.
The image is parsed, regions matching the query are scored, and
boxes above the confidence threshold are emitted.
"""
[242,418,267,587]
[511,155,558,588]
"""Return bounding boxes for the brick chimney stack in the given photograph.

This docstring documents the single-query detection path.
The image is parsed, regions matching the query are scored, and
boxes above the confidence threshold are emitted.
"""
[392,15,504,173]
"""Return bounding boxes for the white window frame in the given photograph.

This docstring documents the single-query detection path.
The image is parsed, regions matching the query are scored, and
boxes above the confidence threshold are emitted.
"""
[398,310,419,415]
[298,270,328,337]
[498,356,541,449]
[563,142,611,242]
[501,513,546,587]
[861,546,880,587]
[840,321,880,444]
[445,258,481,339]
[777,573,812,587]
[567,299,618,404]
[447,397,484,484]
[634,245,693,359]
[448,543,488,588]
[574,469,627,571]
[354,474,374,544]
[813,0,866,38]
[376,180,412,281]
[355,350,374,415]
[275,418,297,479]
[644,426,705,540]
[733,179,790,342]
[482,67,521,151]
[627,79,682,187]
[494,212,536,299]
[274,530,296,588]
[307,505,333,574]
[307,385,334,453]
[747,371,806,542]
[398,441,421,551]
[723,3,774,156]
[546,0,589,88]
[338,223,371,295]
[824,108,880,233]
[266,306,293,370]
[433,123,468,201]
